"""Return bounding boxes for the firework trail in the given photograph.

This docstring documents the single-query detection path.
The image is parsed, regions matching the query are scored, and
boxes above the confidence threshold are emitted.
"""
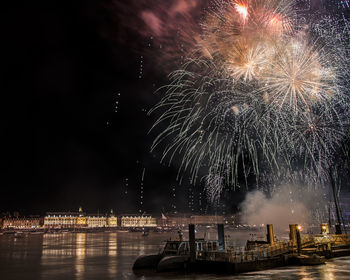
[149,0,350,200]
[204,173,225,204]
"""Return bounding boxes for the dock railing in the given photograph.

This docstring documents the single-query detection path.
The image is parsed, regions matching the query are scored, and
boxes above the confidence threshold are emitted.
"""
[196,234,350,263]
[313,234,350,245]
[196,235,324,263]
[196,240,295,263]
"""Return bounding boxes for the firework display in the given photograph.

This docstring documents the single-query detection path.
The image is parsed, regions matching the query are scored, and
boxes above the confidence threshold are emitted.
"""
[150,0,350,194]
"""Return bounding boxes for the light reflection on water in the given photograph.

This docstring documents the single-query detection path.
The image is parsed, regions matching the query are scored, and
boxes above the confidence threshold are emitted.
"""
[0,231,349,280]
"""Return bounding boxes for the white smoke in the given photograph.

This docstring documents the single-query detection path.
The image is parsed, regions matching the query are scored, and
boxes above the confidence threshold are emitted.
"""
[239,185,327,232]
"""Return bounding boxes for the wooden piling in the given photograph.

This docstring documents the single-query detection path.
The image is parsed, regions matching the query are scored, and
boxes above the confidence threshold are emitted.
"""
[189,224,196,262]
[218,224,225,251]
[289,224,298,246]
[267,224,274,245]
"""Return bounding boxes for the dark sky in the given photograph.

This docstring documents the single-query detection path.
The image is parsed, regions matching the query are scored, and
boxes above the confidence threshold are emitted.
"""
[2,0,232,215]
[3,1,154,214]
[2,0,349,215]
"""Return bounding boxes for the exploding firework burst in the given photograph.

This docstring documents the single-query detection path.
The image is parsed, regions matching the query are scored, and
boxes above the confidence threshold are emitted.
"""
[150,0,350,191]
[259,38,337,110]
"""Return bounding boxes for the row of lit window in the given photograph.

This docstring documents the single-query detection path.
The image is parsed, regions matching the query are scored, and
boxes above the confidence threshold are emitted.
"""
[121,218,154,221]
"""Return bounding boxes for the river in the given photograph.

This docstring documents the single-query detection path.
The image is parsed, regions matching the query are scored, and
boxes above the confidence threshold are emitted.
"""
[0,231,349,280]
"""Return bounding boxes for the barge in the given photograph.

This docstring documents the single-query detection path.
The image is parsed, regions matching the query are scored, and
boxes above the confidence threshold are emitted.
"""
[133,230,220,272]
[133,223,350,274]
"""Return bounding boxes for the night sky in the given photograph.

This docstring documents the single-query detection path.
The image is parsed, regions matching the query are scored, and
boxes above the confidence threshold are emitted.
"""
[2,0,239,215]
[2,1,348,215]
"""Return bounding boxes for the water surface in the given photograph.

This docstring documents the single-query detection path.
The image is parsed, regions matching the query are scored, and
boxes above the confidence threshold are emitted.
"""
[0,232,349,280]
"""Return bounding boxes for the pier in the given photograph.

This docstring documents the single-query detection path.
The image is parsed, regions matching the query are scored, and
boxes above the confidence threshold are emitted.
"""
[134,223,350,274]
[189,224,350,274]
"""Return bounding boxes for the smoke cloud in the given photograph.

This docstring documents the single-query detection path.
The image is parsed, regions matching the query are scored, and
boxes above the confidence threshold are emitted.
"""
[239,185,327,232]
[99,0,209,70]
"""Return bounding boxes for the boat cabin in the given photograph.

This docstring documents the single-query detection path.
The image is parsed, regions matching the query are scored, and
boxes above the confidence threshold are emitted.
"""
[162,239,219,255]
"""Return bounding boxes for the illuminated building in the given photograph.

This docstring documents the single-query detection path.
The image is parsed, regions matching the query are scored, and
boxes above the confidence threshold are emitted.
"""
[77,219,87,226]
[2,216,43,229]
[120,215,157,227]
[44,212,83,228]
[107,209,117,227]
[44,207,85,228]
[159,214,224,227]
[86,215,107,227]
[192,215,224,225]
[159,214,192,227]
[44,207,118,228]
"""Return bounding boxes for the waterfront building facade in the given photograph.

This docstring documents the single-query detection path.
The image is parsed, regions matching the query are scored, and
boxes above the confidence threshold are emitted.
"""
[159,215,192,227]
[120,215,157,227]
[192,215,223,225]
[107,210,118,227]
[87,215,107,227]
[1,208,232,230]
[158,214,224,227]
[2,216,43,229]
[44,212,82,228]
[44,208,118,229]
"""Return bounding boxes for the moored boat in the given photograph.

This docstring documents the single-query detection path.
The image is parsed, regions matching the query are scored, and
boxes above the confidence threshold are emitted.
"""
[133,237,219,271]
[157,255,189,272]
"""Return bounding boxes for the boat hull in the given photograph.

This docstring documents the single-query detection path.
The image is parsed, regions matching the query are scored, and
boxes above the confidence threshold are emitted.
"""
[132,254,163,270]
[157,256,189,272]
[296,255,326,266]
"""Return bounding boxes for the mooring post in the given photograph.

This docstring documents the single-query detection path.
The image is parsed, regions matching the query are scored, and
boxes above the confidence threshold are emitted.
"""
[217,223,225,251]
[296,226,302,255]
[335,224,342,235]
[189,224,196,262]
[289,224,297,246]
[266,224,274,245]
[329,168,343,235]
